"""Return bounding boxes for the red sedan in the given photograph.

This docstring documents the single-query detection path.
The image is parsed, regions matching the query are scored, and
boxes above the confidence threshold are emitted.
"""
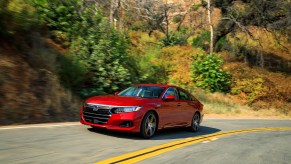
[80,84,203,138]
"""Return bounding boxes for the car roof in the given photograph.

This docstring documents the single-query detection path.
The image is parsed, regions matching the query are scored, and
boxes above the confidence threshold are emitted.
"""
[134,84,177,88]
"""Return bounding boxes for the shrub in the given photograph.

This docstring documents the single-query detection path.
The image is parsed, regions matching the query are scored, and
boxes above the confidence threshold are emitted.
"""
[231,77,268,104]
[57,54,87,92]
[191,54,231,92]
[162,26,191,46]
[229,63,290,107]
[215,36,231,52]
[192,31,210,51]
[173,15,182,23]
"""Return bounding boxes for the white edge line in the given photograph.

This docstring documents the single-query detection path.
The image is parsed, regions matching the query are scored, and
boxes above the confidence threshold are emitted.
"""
[0,122,80,130]
[201,141,210,143]
[210,137,218,141]
[205,118,291,120]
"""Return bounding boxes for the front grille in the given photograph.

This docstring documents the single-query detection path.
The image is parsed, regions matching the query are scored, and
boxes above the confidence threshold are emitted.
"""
[83,104,112,124]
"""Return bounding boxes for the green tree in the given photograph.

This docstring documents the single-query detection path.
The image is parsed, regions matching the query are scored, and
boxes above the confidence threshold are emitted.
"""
[0,0,40,38]
[34,0,133,97]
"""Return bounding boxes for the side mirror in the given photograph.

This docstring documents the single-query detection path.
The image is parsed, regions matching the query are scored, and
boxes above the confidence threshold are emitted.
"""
[114,91,119,95]
[164,95,175,101]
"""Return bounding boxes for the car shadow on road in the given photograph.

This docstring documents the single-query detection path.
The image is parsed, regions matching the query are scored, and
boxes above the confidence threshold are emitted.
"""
[87,126,221,140]
[152,126,221,140]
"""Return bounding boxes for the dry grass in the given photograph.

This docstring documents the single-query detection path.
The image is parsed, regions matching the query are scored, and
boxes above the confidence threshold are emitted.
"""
[193,88,291,118]
[0,43,81,125]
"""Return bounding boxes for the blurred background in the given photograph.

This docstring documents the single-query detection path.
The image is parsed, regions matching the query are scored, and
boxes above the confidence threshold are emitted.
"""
[0,0,290,125]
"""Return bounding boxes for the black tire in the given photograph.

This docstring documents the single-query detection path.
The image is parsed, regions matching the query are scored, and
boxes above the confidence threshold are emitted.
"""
[190,112,200,132]
[140,111,157,138]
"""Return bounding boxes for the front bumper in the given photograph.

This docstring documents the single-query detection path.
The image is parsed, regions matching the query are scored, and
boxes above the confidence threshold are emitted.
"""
[80,111,143,133]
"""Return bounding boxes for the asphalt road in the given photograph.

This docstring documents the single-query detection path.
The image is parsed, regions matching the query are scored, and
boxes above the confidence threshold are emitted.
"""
[0,119,291,164]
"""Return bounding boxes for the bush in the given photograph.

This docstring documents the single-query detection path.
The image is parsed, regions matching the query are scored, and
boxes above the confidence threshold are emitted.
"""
[231,77,268,104]
[191,54,231,92]
[192,31,210,51]
[57,54,87,92]
[173,15,182,23]
[229,63,291,107]
[162,26,191,46]
[215,36,231,52]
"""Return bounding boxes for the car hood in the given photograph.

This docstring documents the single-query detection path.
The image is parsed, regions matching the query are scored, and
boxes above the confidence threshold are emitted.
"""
[85,95,146,106]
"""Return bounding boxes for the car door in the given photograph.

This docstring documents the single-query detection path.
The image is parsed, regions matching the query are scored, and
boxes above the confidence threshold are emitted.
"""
[158,87,183,128]
[176,88,194,125]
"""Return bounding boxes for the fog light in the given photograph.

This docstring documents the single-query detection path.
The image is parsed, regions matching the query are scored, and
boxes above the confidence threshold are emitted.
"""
[120,121,133,127]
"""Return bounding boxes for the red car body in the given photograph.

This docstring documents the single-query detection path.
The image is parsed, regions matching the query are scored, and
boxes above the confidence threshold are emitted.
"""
[80,84,203,136]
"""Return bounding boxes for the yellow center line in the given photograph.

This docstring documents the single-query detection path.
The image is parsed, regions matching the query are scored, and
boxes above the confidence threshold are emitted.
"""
[95,127,291,164]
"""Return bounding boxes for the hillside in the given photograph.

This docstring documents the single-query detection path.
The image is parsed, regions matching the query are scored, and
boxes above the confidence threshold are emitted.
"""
[0,39,80,125]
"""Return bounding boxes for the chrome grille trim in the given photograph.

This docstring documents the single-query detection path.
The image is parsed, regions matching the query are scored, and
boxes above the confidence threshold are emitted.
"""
[83,104,112,124]
[83,111,111,117]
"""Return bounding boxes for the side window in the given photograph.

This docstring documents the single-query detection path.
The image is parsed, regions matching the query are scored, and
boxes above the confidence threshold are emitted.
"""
[178,89,191,100]
[163,87,178,99]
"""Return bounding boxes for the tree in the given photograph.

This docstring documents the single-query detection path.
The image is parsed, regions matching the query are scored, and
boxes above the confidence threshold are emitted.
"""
[214,0,291,67]
[0,0,40,39]
[34,0,133,96]
[132,0,193,46]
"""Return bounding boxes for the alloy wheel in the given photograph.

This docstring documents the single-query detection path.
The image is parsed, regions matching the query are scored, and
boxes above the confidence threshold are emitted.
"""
[191,113,200,132]
[141,112,157,138]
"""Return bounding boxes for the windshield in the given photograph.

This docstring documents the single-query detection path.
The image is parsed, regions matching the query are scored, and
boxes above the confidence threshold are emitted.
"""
[118,86,165,98]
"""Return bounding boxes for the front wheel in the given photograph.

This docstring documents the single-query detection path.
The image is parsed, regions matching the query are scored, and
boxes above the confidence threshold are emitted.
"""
[190,112,200,132]
[140,111,157,138]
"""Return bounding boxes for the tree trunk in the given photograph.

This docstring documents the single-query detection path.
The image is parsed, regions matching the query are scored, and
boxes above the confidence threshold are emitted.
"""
[109,0,115,25]
[207,0,214,55]
[165,0,170,45]
[109,0,119,28]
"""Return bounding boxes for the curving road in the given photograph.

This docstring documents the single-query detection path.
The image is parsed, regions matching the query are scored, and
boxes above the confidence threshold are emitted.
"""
[0,119,291,164]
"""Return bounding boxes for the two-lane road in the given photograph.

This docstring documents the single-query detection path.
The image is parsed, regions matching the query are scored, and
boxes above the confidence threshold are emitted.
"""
[0,119,290,164]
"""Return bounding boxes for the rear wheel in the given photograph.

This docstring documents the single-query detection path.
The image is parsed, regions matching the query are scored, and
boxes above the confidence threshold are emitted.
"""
[140,111,157,138]
[190,112,200,132]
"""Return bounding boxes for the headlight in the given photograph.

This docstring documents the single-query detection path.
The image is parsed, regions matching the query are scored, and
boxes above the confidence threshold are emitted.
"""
[112,106,142,114]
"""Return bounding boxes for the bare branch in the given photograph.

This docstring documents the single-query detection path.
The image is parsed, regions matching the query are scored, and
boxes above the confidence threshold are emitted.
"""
[221,17,262,47]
